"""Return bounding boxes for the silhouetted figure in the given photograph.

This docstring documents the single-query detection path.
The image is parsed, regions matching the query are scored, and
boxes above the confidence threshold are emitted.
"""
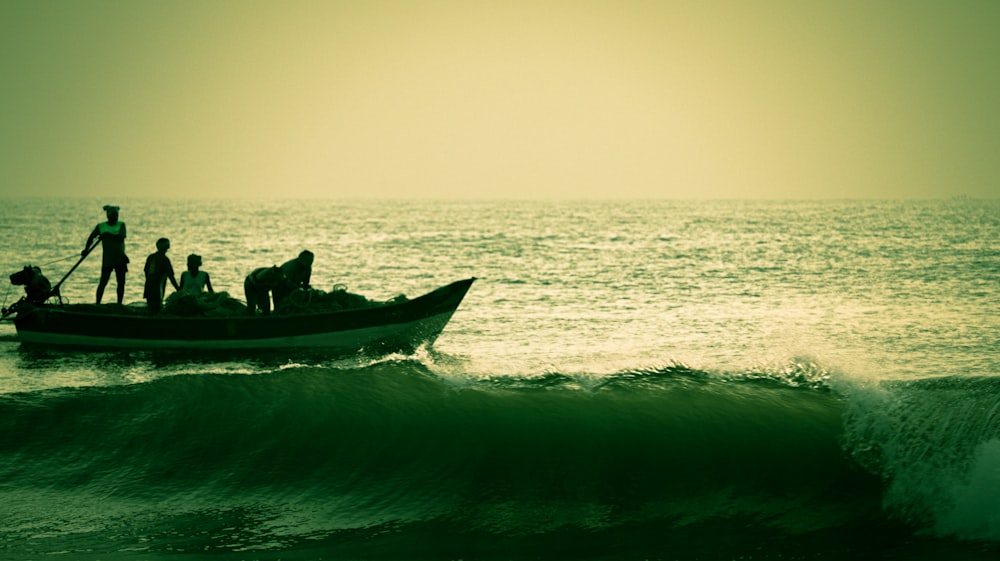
[179,254,214,294]
[9,266,52,305]
[143,238,179,313]
[244,266,285,315]
[273,250,314,306]
[85,205,129,304]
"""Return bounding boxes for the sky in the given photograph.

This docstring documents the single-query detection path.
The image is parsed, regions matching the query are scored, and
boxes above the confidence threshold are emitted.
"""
[1,0,998,200]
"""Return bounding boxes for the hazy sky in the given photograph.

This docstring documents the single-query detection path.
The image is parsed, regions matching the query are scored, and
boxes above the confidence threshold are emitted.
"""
[2,0,998,199]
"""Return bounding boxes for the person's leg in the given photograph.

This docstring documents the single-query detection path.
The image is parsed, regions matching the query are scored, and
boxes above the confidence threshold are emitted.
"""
[272,285,289,307]
[244,280,257,315]
[96,266,112,304]
[114,265,127,304]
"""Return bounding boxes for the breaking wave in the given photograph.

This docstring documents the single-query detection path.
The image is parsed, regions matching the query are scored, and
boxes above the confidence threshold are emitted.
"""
[0,360,997,559]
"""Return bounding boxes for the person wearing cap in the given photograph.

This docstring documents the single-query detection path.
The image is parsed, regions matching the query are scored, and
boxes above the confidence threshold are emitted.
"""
[84,205,129,304]
[143,238,179,314]
[179,254,214,295]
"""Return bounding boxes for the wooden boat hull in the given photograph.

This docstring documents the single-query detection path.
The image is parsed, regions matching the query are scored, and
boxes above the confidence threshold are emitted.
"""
[10,278,474,352]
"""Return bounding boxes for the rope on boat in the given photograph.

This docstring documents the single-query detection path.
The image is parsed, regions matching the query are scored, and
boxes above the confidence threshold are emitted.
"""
[40,253,83,266]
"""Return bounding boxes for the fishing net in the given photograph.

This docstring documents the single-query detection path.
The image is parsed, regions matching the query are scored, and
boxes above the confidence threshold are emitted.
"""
[274,286,407,314]
[162,291,247,317]
[53,303,138,315]
[35,287,408,317]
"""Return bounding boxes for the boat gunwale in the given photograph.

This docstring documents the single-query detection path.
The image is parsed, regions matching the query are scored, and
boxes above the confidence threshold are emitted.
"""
[7,278,475,349]
[30,297,410,322]
[14,277,476,322]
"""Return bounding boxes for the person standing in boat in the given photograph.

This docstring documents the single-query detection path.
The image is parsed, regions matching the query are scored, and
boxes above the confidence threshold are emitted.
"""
[273,250,314,307]
[244,266,285,315]
[179,254,214,295]
[143,238,179,314]
[84,204,129,304]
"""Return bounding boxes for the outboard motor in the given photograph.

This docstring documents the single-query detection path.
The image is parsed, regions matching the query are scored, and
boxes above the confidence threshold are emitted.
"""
[9,265,52,305]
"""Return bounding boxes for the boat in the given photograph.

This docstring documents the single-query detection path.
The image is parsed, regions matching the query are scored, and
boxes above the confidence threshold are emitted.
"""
[1,278,475,352]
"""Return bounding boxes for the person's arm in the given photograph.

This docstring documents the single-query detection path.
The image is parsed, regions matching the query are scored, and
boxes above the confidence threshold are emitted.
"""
[205,273,214,293]
[84,226,99,254]
[167,263,179,291]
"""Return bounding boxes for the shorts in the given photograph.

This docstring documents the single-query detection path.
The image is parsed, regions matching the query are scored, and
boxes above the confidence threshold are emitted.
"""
[102,262,128,276]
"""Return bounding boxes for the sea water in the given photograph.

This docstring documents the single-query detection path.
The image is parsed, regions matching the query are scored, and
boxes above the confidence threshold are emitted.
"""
[0,198,997,560]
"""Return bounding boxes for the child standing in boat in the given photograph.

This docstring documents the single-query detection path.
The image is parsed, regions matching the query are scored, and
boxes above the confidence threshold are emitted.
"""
[179,254,213,295]
[144,238,179,313]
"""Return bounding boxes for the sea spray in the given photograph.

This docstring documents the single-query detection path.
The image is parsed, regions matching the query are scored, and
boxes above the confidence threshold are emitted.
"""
[841,375,1000,541]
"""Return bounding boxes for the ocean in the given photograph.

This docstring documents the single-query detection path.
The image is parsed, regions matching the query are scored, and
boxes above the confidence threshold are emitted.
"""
[0,198,997,560]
